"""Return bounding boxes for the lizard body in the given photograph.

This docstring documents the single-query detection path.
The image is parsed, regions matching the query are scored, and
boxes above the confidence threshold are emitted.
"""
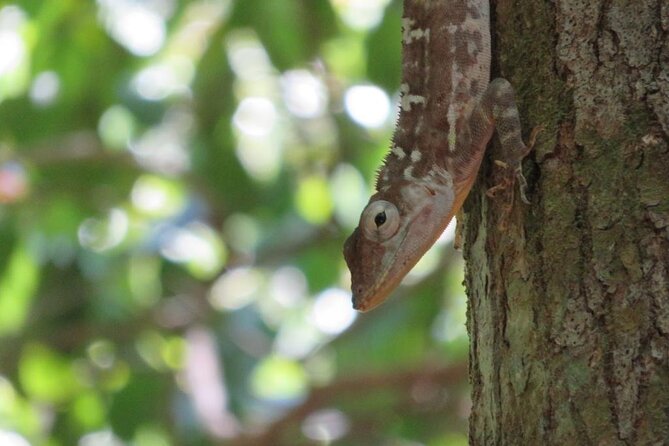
[343,0,531,312]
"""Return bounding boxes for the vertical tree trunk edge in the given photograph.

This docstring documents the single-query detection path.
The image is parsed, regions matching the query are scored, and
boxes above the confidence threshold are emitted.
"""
[464,1,669,445]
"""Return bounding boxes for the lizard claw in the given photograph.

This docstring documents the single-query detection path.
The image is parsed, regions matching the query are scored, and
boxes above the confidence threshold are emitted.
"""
[515,124,543,205]
[527,125,544,152]
[516,167,530,205]
[488,124,542,205]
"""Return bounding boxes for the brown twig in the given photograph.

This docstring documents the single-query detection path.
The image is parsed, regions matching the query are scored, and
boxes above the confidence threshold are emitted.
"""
[224,363,468,446]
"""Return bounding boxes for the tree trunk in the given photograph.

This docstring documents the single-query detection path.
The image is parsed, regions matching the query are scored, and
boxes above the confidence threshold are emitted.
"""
[464,1,669,444]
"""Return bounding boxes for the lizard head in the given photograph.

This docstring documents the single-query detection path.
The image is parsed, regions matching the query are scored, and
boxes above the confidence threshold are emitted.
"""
[343,173,456,312]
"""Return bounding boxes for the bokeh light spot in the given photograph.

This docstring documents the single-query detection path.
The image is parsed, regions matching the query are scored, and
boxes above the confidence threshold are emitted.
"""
[98,105,135,150]
[310,288,357,335]
[344,85,390,128]
[209,267,263,311]
[233,97,277,137]
[97,0,167,56]
[281,70,328,119]
[29,71,60,106]
[302,408,350,442]
[0,6,27,76]
[0,161,29,203]
[250,355,307,401]
[295,175,333,225]
[0,431,30,446]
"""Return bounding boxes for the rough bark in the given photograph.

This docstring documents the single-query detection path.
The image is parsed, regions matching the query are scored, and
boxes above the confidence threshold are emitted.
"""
[464,1,669,444]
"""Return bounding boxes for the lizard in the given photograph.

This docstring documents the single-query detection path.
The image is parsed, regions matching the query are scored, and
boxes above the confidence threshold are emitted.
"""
[343,0,534,312]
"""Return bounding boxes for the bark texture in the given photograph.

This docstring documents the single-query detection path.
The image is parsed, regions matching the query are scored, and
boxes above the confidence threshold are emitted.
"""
[464,1,669,444]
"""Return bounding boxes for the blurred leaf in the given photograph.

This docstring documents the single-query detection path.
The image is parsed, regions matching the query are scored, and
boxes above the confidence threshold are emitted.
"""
[0,0,471,443]
[70,391,106,430]
[429,433,469,446]
[109,374,169,440]
[295,175,333,225]
[19,343,80,404]
[228,0,337,71]
[322,35,366,80]
[0,239,39,335]
[0,377,41,437]
[134,425,171,446]
[251,355,308,401]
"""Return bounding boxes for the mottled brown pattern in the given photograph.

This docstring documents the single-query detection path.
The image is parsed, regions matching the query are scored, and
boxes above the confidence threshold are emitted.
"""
[376,0,492,197]
[344,0,529,312]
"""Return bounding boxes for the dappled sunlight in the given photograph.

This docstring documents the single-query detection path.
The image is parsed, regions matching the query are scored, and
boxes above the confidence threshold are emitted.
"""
[29,71,60,106]
[87,340,116,370]
[281,70,329,119]
[310,288,357,335]
[0,6,25,73]
[330,0,393,30]
[159,222,226,279]
[0,431,30,446]
[227,31,274,81]
[227,33,285,182]
[344,84,392,129]
[77,208,130,253]
[274,318,323,359]
[131,174,185,217]
[269,266,308,308]
[0,0,471,443]
[133,62,192,101]
[183,328,238,439]
[222,213,262,255]
[78,430,124,446]
[0,430,30,446]
[302,408,351,443]
[129,110,192,175]
[96,0,169,57]
[98,105,136,150]
[0,5,28,101]
[295,175,334,224]
[233,97,278,137]
[250,355,308,402]
[209,266,264,311]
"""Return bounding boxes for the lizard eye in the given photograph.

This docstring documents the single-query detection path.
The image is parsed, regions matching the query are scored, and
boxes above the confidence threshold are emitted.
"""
[361,200,400,241]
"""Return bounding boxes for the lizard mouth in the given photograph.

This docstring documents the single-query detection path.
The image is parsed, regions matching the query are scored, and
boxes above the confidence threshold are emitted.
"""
[350,179,460,312]
[352,203,438,312]
[351,192,460,312]
[351,229,412,312]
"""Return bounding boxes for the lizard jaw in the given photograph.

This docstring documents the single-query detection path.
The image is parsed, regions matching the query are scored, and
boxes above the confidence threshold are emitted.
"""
[352,204,456,312]
[351,231,411,312]
[350,182,467,312]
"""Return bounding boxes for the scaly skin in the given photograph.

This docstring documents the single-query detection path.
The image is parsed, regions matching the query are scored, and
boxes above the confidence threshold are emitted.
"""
[343,0,531,312]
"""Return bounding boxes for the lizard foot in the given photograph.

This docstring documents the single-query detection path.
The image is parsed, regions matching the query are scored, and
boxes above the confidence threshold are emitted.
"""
[486,124,543,204]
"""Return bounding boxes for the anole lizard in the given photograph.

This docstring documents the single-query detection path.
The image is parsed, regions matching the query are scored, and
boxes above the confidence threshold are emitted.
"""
[343,0,533,312]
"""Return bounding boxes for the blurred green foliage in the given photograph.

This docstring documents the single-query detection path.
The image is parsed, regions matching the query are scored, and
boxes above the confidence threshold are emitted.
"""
[0,0,470,445]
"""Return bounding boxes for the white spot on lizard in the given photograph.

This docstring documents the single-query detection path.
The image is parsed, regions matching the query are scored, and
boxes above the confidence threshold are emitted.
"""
[400,83,426,112]
[410,150,421,163]
[403,165,414,180]
[402,18,430,44]
[392,146,406,159]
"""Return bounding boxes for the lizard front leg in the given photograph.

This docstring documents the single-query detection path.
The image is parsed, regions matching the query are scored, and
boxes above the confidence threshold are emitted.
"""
[470,78,534,205]
[453,78,532,246]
